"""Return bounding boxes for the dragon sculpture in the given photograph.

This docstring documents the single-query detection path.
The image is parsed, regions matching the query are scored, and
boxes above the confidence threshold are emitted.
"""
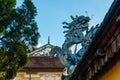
[49,15,99,80]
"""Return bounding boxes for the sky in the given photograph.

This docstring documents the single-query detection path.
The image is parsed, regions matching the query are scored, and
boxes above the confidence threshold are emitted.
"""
[17,0,114,47]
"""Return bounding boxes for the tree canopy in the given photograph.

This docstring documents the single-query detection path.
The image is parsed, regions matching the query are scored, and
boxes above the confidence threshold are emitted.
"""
[0,0,40,79]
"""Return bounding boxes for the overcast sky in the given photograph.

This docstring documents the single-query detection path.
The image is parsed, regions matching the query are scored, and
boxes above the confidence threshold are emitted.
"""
[17,0,114,47]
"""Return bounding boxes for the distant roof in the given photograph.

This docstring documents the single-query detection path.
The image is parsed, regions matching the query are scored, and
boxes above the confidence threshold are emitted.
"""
[25,56,64,68]
[29,36,54,56]
[26,37,64,68]
[29,44,54,56]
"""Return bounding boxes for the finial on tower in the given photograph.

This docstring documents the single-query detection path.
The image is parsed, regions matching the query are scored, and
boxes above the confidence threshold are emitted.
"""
[48,36,50,44]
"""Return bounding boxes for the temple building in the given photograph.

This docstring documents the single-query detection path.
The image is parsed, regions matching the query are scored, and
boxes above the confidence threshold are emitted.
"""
[14,37,64,80]
[70,0,120,80]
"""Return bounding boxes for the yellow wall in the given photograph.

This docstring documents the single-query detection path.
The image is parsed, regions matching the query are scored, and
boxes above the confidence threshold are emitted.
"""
[15,72,62,80]
[99,59,120,80]
[15,68,62,80]
[15,73,40,80]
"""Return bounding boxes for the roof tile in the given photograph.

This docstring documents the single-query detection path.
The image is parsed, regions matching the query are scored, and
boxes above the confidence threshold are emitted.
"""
[25,56,64,68]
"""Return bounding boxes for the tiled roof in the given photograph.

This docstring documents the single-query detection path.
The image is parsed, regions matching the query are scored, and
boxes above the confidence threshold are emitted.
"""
[25,56,64,68]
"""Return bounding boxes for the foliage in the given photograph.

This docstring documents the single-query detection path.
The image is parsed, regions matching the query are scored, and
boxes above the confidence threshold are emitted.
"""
[0,0,16,34]
[0,0,40,79]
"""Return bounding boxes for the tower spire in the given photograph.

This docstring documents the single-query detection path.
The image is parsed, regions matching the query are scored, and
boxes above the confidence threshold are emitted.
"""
[48,36,50,44]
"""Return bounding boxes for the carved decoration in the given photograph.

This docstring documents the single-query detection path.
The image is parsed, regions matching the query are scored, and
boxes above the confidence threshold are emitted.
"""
[116,15,120,22]
[95,48,106,57]
[49,15,99,80]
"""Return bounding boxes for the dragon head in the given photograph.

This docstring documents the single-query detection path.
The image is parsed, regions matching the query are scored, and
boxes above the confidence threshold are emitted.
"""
[62,15,90,48]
